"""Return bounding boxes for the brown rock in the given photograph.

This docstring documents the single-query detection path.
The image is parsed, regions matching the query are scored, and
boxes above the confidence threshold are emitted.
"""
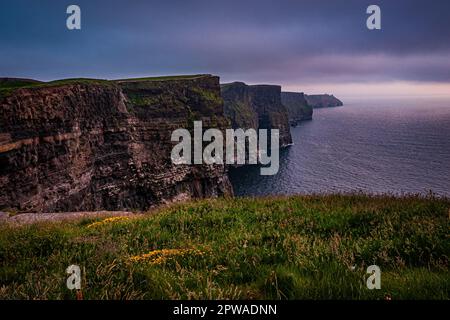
[0,75,233,213]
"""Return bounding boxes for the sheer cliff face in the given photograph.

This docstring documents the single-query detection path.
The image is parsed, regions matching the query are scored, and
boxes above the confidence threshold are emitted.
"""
[221,82,292,147]
[220,82,259,130]
[0,75,232,213]
[305,94,343,108]
[281,92,313,126]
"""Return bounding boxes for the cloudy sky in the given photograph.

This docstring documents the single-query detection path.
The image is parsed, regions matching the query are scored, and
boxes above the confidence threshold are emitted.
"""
[1,0,450,97]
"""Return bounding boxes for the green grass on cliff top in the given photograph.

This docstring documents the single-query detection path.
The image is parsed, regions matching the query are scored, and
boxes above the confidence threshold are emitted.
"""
[114,74,212,82]
[0,75,212,99]
[0,78,112,98]
[0,194,448,300]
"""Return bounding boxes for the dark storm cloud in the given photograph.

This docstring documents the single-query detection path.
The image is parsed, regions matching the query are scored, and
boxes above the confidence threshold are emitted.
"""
[0,0,449,84]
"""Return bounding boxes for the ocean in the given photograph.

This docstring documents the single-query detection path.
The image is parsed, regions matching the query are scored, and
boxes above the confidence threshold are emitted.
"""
[229,97,450,197]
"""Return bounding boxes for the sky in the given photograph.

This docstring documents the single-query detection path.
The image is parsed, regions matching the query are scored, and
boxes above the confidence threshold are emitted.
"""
[1,0,450,98]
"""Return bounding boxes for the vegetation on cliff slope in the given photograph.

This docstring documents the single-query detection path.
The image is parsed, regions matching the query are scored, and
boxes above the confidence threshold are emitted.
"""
[0,194,448,300]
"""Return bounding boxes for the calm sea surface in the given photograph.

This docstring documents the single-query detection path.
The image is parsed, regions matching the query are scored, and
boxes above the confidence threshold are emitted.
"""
[229,97,450,197]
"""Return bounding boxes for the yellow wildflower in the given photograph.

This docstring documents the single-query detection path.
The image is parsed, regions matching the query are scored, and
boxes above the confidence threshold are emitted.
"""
[129,248,204,265]
[87,216,130,228]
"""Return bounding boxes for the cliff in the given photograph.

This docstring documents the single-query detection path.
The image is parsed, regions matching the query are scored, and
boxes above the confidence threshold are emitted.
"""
[221,82,292,147]
[305,94,343,108]
[281,91,313,126]
[0,75,232,213]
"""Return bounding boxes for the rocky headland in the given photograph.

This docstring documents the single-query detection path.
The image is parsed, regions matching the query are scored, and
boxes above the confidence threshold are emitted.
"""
[305,94,343,108]
[281,91,313,126]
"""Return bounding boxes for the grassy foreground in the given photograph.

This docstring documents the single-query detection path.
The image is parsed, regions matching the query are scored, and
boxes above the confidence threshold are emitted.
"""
[0,194,448,300]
